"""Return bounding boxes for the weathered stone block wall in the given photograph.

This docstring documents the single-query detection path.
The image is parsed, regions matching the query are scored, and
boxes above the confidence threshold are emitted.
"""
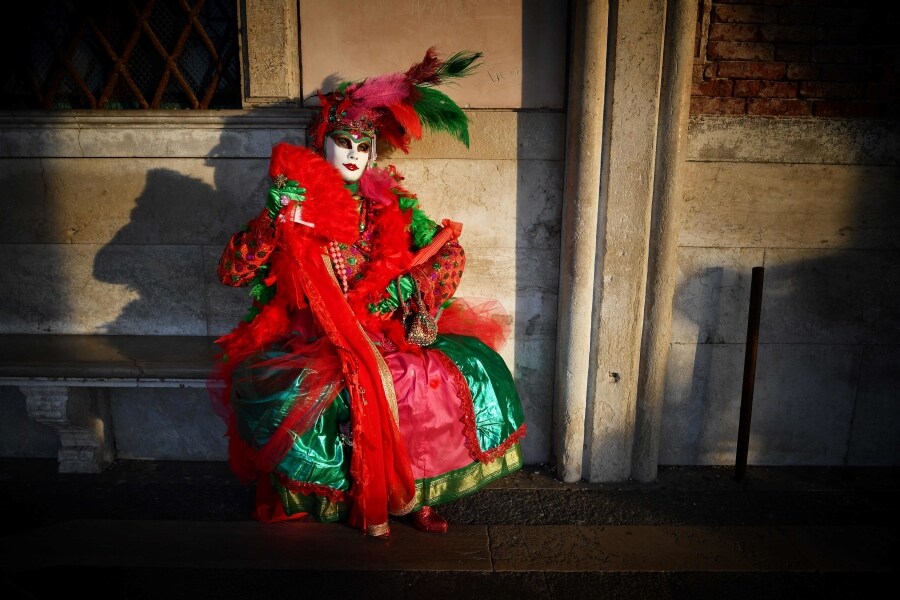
[661,115,900,466]
[692,0,900,117]
[0,110,564,466]
[667,1,900,467]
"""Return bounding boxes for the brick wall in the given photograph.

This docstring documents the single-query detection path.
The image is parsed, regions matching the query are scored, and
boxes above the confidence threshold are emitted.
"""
[692,0,900,117]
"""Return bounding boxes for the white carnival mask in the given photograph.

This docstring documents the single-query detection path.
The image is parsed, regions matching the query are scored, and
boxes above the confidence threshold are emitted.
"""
[324,130,372,183]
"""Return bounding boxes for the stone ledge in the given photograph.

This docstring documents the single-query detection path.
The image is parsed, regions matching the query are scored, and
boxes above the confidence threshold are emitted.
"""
[0,335,220,473]
[0,334,219,381]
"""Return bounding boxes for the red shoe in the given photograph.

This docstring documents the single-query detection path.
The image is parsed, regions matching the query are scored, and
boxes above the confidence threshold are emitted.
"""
[412,506,449,534]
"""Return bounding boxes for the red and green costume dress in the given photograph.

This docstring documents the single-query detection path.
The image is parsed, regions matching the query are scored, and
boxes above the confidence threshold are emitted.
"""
[210,143,526,535]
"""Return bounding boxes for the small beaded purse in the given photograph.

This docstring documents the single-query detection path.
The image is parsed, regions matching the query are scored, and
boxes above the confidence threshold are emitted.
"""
[398,278,438,346]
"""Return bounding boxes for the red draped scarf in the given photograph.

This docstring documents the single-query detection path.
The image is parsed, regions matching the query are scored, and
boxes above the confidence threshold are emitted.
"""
[212,144,416,534]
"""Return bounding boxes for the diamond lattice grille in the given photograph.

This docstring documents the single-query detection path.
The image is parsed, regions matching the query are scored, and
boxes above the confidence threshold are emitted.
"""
[1,0,241,109]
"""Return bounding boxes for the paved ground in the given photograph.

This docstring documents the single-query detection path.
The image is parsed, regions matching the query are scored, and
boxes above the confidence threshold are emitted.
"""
[1,458,897,599]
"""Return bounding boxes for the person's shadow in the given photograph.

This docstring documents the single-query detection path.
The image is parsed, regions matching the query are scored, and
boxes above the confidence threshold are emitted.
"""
[89,108,307,462]
[92,108,307,337]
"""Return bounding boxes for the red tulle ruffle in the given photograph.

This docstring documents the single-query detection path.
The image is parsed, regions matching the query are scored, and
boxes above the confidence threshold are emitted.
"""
[437,297,512,351]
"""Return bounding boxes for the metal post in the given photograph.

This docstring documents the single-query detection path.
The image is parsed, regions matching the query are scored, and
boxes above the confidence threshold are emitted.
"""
[735,266,765,482]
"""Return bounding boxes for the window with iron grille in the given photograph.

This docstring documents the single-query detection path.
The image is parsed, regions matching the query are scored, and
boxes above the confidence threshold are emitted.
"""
[0,0,241,110]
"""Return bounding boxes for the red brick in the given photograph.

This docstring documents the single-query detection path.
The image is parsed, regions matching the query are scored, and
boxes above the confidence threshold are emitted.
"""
[786,62,819,80]
[811,100,883,118]
[785,0,854,3]
[866,46,900,69]
[759,25,823,43]
[709,23,761,42]
[713,4,777,24]
[690,96,747,115]
[747,98,812,116]
[716,61,787,79]
[775,45,810,62]
[815,8,866,27]
[734,80,798,98]
[693,63,706,84]
[866,83,900,102]
[811,45,864,64]
[692,78,735,97]
[707,41,775,61]
[704,63,718,79]
[716,0,765,4]
[777,7,818,25]
[868,21,900,40]
[799,81,864,100]
[825,26,860,43]
[818,63,879,82]
[765,0,830,5]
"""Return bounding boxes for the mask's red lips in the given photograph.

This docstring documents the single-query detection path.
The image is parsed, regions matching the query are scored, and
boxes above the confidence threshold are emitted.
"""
[343,163,358,171]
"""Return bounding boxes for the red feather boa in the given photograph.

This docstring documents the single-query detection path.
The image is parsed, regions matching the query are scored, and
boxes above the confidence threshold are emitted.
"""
[213,145,417,534]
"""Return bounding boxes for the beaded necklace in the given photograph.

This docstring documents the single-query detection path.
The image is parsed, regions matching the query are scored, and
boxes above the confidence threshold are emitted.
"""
[328,193,366,294]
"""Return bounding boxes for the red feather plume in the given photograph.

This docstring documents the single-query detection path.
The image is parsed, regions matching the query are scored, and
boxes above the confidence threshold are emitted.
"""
[404,47,442,85]
[387,101,423,141]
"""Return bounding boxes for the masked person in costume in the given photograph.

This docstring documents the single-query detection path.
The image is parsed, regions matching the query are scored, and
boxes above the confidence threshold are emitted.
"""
[210,48,526,538]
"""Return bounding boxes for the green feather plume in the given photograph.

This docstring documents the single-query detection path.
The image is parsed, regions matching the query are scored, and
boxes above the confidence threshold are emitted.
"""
[437,51,483,84]
[413,86,471,147]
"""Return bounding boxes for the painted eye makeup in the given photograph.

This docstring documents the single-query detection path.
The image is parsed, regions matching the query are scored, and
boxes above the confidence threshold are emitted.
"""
[334,136,352,149]
[357,142,370,153]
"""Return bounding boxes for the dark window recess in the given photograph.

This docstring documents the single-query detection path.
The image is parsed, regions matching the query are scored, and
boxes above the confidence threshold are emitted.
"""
[0,0,241,110]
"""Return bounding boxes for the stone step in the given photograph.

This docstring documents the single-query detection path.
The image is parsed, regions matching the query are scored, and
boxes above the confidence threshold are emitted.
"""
[3,518,895,572]
[2,459,898,530]
[0,518,893,599]
[1,459,896,599]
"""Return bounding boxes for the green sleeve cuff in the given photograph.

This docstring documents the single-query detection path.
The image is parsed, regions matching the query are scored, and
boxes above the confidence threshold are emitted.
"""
[370,274,414,314]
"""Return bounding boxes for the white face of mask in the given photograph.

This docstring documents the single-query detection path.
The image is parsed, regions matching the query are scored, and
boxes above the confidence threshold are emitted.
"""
[324,131,372,183]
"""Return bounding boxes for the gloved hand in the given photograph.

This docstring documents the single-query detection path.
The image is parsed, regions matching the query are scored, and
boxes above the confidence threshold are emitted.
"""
[266,179,306,220]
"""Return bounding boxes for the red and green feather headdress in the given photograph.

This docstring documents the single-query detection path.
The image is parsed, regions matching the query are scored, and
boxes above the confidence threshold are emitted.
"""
[308,47,483,154]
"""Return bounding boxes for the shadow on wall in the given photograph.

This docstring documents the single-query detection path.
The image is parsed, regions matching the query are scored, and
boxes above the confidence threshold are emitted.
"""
[92,110,289,337]
[513,0,567,468]
[85,109,303,460]
[660,131,900,468]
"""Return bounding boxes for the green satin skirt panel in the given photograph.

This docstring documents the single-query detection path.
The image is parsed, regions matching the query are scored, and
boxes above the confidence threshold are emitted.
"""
[430,334,525,454]
[230,353,352,493]
[232,334,525,521]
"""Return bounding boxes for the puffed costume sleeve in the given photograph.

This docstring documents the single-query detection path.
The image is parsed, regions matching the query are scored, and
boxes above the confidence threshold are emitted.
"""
[217,208,278,287]
[409,238,466,312]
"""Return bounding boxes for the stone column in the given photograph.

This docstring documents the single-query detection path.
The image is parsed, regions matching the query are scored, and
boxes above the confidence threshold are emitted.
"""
[553,0,609,483]
[631,0,697,482]
[582,0,669,482]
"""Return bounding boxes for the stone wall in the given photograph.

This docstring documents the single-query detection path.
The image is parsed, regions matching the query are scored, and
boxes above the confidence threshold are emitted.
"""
[0,1,568,467]
[0,111,302,461]
[660,115,900,466]
[667,0,900,468]
[0,107,564,466]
